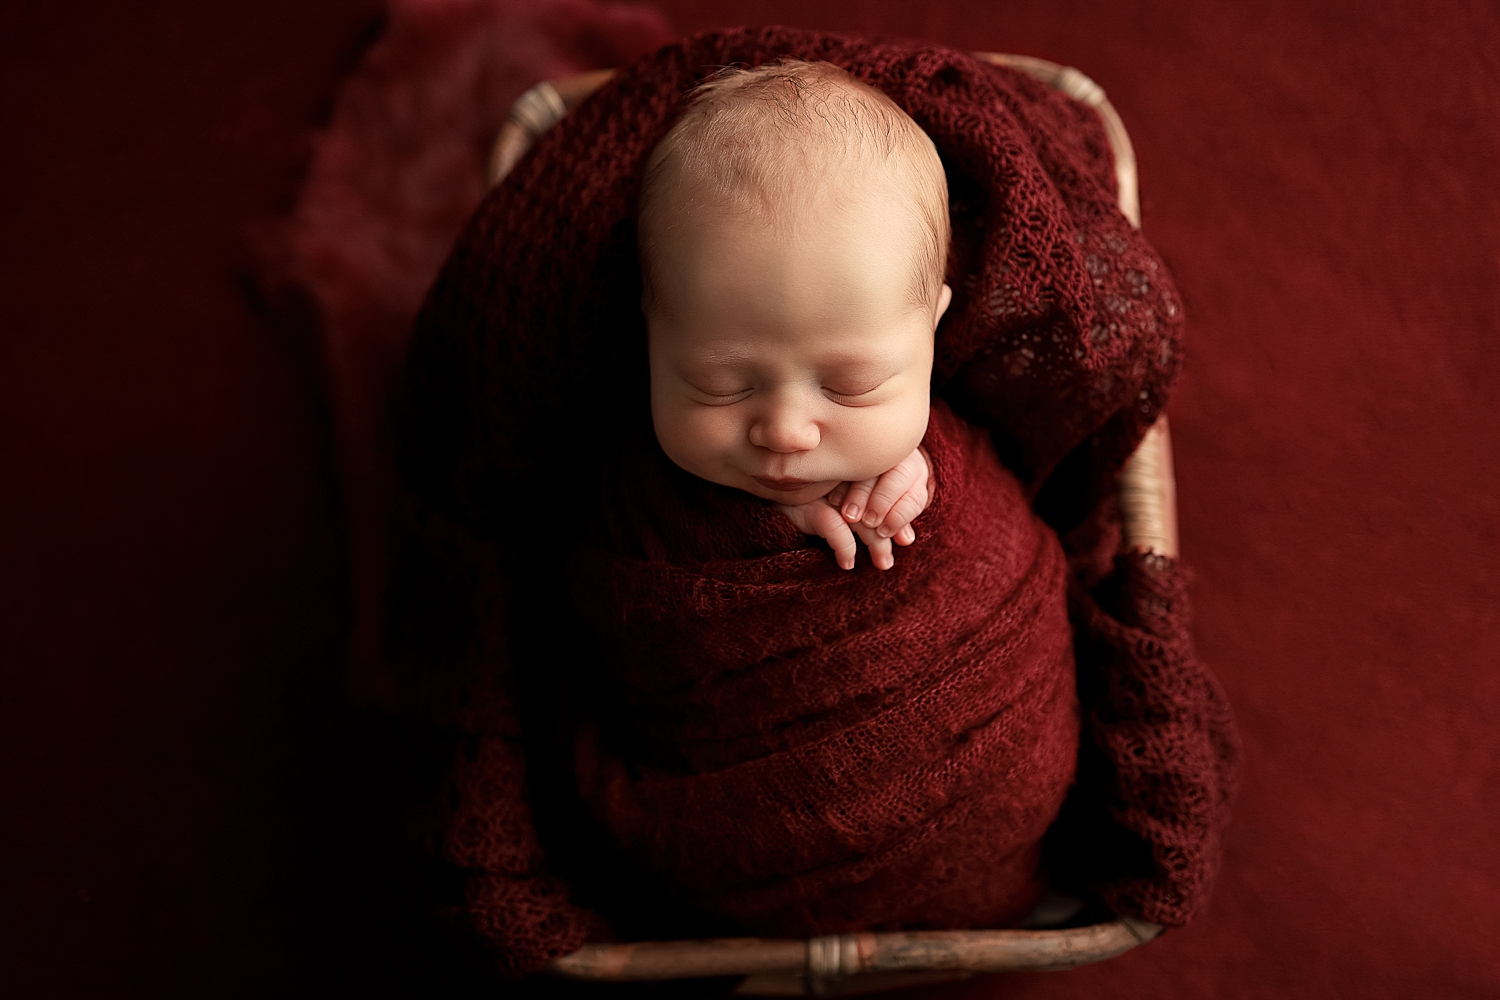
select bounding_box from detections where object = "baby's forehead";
[645,164,939,319]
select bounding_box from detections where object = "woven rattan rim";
[483,53,1177,995]
[551,917,1163,994]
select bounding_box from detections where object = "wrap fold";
[569,402,1078,935]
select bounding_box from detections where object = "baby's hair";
[638,60,950,313]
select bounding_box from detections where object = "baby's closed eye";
[689,383,753,404]
[820,374,894,403]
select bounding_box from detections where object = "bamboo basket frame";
[484,52,1179,996]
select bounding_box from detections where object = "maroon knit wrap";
[396,26,1238,977]
[570,402,1078,935]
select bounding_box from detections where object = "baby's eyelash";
[822,383,883,404]
[698,387,752,404]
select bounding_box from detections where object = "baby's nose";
[748,405,820,453]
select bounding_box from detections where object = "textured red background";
[2,1,1496,997]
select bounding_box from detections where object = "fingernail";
[863,514,879,527]
[843,503,860,520]
[877,525,893,538]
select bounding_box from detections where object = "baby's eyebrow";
[679,349,757,369]
[813,352,902,376]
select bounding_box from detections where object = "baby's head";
[638,61,952,505]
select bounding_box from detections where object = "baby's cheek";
[687,405,738,449]
[845,399,929,479]
[655,402,739,475]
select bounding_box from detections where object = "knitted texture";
[569,401,1078,934]
[1055,550,1240,926]
[397,26,1238,975]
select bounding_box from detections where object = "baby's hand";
[829,447,933,568]
[776,447,933,571]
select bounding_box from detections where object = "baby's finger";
[878,486,929,539]
[840,477,879,523]
[862,462,921,530]
[827,482,849,510]
[808,502,860,570]
[853,522,896,571]
[829,520,860,570]
[893,524,917,546]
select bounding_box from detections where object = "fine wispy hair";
[638,60,950,311]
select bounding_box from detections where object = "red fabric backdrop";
[1,1,1496,997]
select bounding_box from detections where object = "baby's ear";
[934,283,954,325]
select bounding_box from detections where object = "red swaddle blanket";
[396,26,1238,975]
[569,401,1077,935]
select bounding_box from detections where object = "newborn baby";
[638,60,951,570]
[559,59,1079,937]
[400,30,1226,971]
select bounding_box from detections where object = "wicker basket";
[486,52,1179,997]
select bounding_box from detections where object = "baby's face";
[646,182,951,507]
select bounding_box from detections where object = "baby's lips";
[753,475,814,493]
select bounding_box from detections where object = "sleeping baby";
[637,60,949,571]
[563,59,1079,937]
[403,30,1222,975]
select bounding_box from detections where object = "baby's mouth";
[753,476,813,493]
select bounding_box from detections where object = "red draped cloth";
[569,401,1078,935]
[393,26,1239,975]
